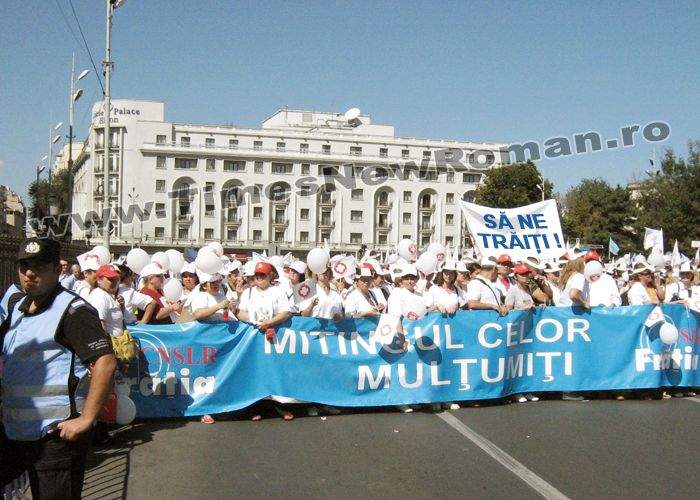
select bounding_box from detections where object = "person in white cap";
[139,263,180,324]
[386,264,428,320]
[76,254,101,299]
[286,260,314,314]
[467,258,507,315]
[116,264,156,325]
[364,259,392,306]
[627,262,665,305]
[543,261,562,305]
[191,271,235,322]
[223,260,243,302]
[425,260,467,314]
[303,267,344,321]
[344,264,383,317]
[664,262,694,303]
[179,262,200,310]
[455,261,471,293]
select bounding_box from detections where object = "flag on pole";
[671,240,682,268]
[608,237,620,256]
[643,227,664,253]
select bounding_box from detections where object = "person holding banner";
[303,267,344,321]
[494,254,515,298]
[557,258,589,308]
[191,272,235,322]
[504,264,537,311]
[466,258,507,315]
[664,262,694,303]
[627,263,664,305]
[344,265,383,317]
[543,262,562,305]
[425,260,467,314]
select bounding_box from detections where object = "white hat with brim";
[456,261,468,273]
[394,264,418,279]
[243,261,256,277]
[77,252,101,272]
[197,271,224,284]
[140,263,167,278]
[181,262,197,275]
[479,257,496,268]
[289,261,307,275]
[631,262,655,275]
[225,260,243,274]
[543,262,562,273]
[440,260,458,272]
[524,256,545,270]
[680,262,693,274]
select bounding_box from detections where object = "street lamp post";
[103,0,114,252]
[48,121,62,183]
[127,187,139,248]
[68,53,90,179]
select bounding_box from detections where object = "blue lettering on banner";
[125,305,699,417]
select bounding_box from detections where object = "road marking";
[686,397,700,404]
[437,412,569,500]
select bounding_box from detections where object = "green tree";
[474,161,554,207]
[561,178,637,252]
[636,141,700,251]
[27,168,73,239]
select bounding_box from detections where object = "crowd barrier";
[1,472,28,500]
[125,304,700,417]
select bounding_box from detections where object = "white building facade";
[71,99,508,253]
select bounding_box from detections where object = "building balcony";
[225,216,242,225]
[271,219,289,228]
[318,198,336,207]
[176,213,193,223]
[319,220,335,229]
[419,203,436,212]
[377,201,393,209]
[419,224,435,233]
[376,222,392,231]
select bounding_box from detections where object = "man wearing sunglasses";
[1,238,116,499]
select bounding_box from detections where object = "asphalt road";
[82,397,700,500]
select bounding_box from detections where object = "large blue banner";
[125,305,700,417]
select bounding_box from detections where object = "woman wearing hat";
[138,263,180,324]
[302,266,344,321]
[504,264,537,312]
[557,258,589,308]
[116,264,156,325]
[87,265,126,338]
[543,261,563,305]
[344,264,384,317]
[664,262,694,304]
[627,262,665,305]
[425,260,467,314]
[191,271,235,322]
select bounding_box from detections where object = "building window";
[378,234,388,244]
[403,212,411,224]
[155,180,166,192]
[178,227,190,239]
[350,210,363,222]
[155,227,165,238]
[180,137,190,147]
[204,228,214,239]
[350,146,362,156]
[463,173,481,183]
[321,165,337,176]
[446,171,454,183]
[206,158,216,171]
[229,139,238,149]
[300,208,309,220]
[320,210,332,226]
[403,191,412,202]
[350,233,362,244]
[253,207,262,218]
[226,227,238,241]
[379,147,388,158]
[155,203,166,218]
[299,231,309,243]
[301,163,310,174]
[274,231,285,243]
[300,143,309,154]
[253,230,262,241]
[299,185,311,197]
[321,231,331,241]
[445,150,454,160]
[401,149,409,159]
[253,161,263,173]
[156,135,167,144]
[445,236,454,246]
[418,169,437,181]
[156,156,166,169]
[205,204,215,217]
[351,188,363,200]
[253,140,262,151]
[423,150,431,160]
[174,158,197,170]
[446,193,454,204]
[271,162,293,174]
[205,138,215,148]
[446,214,454,225]
[276,141,286,152]
[224,160,245,172]
[322,144,331,155]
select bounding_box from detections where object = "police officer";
[1,237,117,499]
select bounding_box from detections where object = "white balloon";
[207,241,224,257]
[584,260,604,281]
[116,394,137,425]
[416,252,438,275]
[387,253,399,265]
[427,242,446,263]
[151,251,171,272]
[126,248,150,274]
[196,247,223,274]
[648,252,665,269]
[163,278,183,303]
[659,322,679,345]
[397,239,417,261]
[92,245,111,265]
[165,249,185,274]
[307,248,330,274]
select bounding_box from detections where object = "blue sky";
[1,0,698,203]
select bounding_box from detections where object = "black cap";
[17,238,61,264]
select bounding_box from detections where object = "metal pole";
[48,121,52,183]
[103,0,112,252]
[68,53,75,178]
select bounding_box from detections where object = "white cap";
[456,261,468,273]
[543,261,562,273]
[524,256,545,270]
[289,261,307,275]
[225,260,243,274]
[181,262,197,275]
[631,262,655,275]
[197,271,224,283]
[140,263,166,278]
[355,266,374,278]
[479,257,496,268]
[394,264,418,278]
[77,252,101,272]
[243,261,256,277]
[440,260,458,271]
[680,261,692,273]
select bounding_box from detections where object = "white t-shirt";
[238,285,291,324]
[118,284,155,325]
[664,282,690,303]
[627,282,654,305]
[73,279,88,295]
[466,277,502,306]
[86,287,124,337]
[494,276,514,299]
[371,286,389,307]
[190,291,231,321]
[425,285,467,310]
[546,280,561,305]
[505,285,534,309]
[312,285,344,320]
[343,289,380,316]
[558,273,588,307]
[387,287,428,320]
[589,273,622,307]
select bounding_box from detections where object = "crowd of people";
[54,240,700,421]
